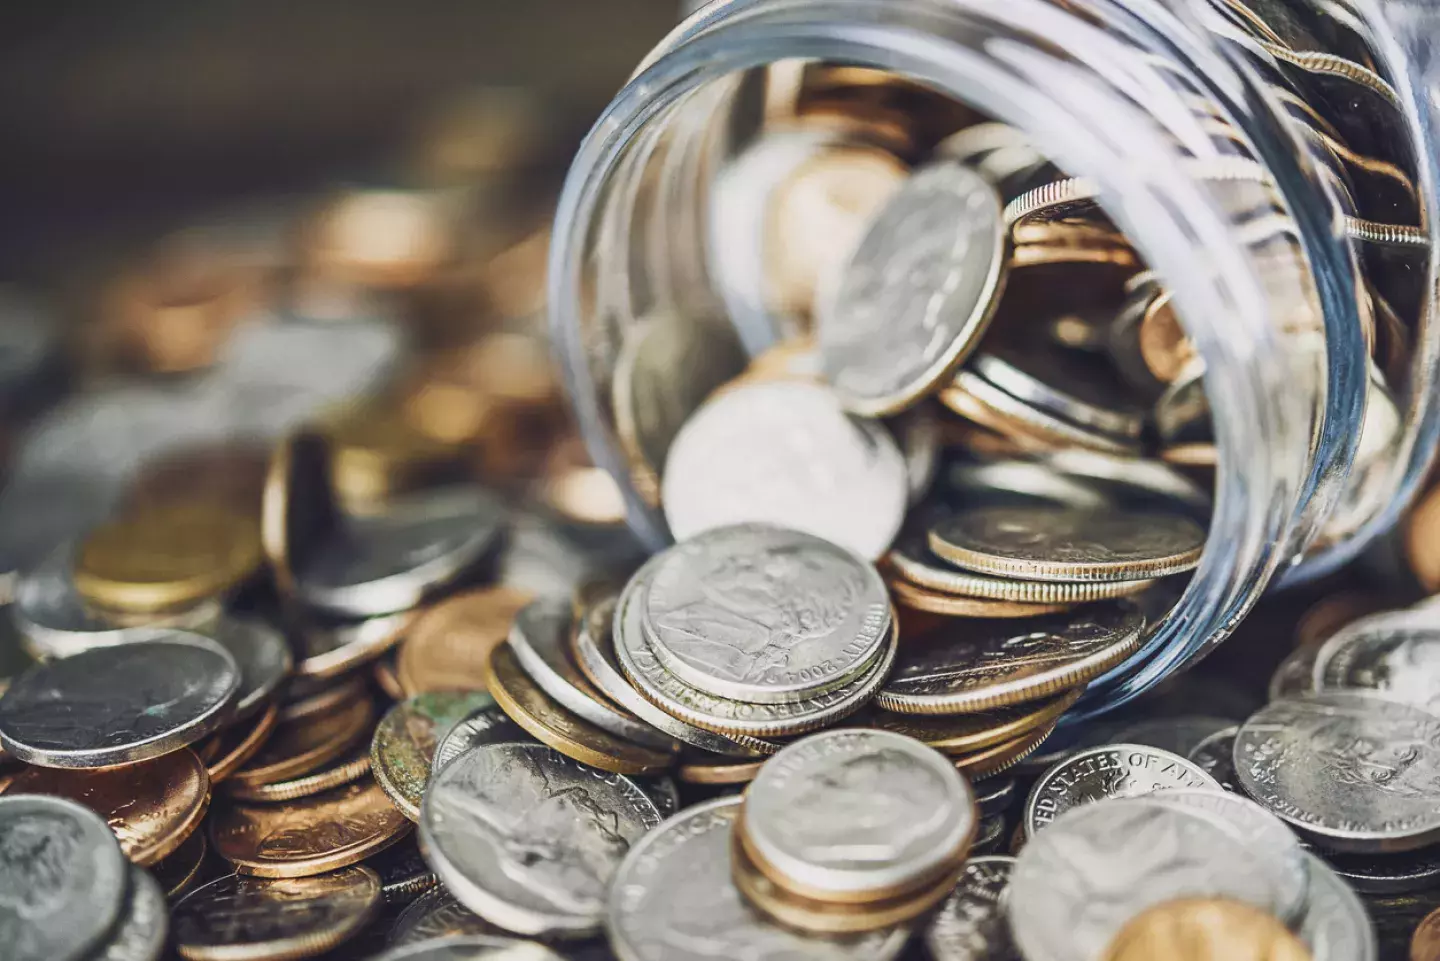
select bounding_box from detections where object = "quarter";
[1024,743,1221,837]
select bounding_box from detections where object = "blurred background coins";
[1101,897,1312,961]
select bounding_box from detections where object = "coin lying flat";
[398,586,533,695]
[954,721,1059,781]
[1324,844,1440,895]
[875,602,1145,715]
[0,632,240,767]
[229,694,373,788]
[205,702,280,783]
[172,866,381,961]
[929,505,1205,582]
[420,743,662,938]
[373,691,497,820]
[152,828,208,899]
[1236,693,1440,852]
[977,776,1017,817]
[0,794,129,961]
[606,796,909,961]
[924,856,1017,961]
[1024,743,1222,837]
[294,609,414,680]
[226,745,372,803]
[1102,897,1311,961]
[676,754,767,785]
[208,615,293,722]
[971,346,1146,442]
[367,836,438,905]
[1312,612,1440,715]
[94,865,167,961]
[871,688,1080,755]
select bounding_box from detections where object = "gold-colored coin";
[1137,289,1197,384]
[226,746,372,803]
[229,695,373,789]
[211,778,411,878]
[1413,907,1440,961]
[1406,484,1440,593]
[205,702,280,783]
[484,642,675,775]
[953,721,1058,780]
[871,688,1080,755]
[398,586,532,694]
[1102,897,1311,961]
[152,828,208,899]
[676,755,767,785]
[889,576,1071,618]
[72,503,262,614]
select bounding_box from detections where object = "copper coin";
[1407,486,1440,593]
[211,777,411,878]
[397,586,532,694]
[1103,897,1311,961]
[677,755,767,785]
[229,695,373,789]
[373,655,405,700]
[226,745,372,803]
[872,688,1080,755]
[954,722,1059,781]
[3,747,210,866]
[205,702,280,783]
[889,576,1071,619]
[1413,907,1440,961]
[1137,290,1197,384]
[152,826,208,899]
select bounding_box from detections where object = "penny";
[227,745,372,803]
[871,688,1080,755]
[925,855,1018,961]
[1137,290,1197,384]
[366,836,438,905]
[660,379,908,560]
[607,796,908,961]
[294,609,415,680]
[1024,743,1222,837]
[374,655,405,700]
[889,576,1072,618]
[431,703,529,776]
[205,702,280,783]
[642,524,891,703]
[212,778,411,877]
[172,866,381,961]
[676,754,767,785]
[419,741,662,937]
[1186,725,1240,791]
[73,503,262,614]
[874,602,1145,714]
[1313,611,1440,714]
[208,616,293,722]
[1297,851,1378,961]
[389,886,503,946]
[0,633,240,768]
[281,673,370,721]
[3,747,210,866]
[372,690,497,820]
[0,794,129,961]
[484,643,675,775]
[261,430,340,599]
[95,865,167,961]
[1413,907,1440,961]
[1102,897,1311,961]
[399,587,533,695]
[152,827,207,899]
[373,935,565,960]
[954,721,1059,780]
[1235,693,1440,852]
[229,695,373,789]
[929,505,1206,582]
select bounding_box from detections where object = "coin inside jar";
[1102,897,1311,961]
[871,687,1081,755]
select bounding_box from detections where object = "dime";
[1414,907,1440,961]
[211,778,410,877]
[419,742,662,936]
[372,691,498,819]
[606,796,908,961]
[929,505,1206,582]
[954,722,1058,780]
[94,866,167,961]
[227,745,372,803]
[1186,725,1240,792]
[366,836,438,905]
[0,794,129,961]
[817,160,1006,416]
[172,867,381,961]
[431,704,529,776]
[398,587,533,695]
[660,380,908,560]
[228,695,373,789]
[889,577,1070,618]
[294,609,414,680]
[3,747,210,866]
[874,602,1145,714]
[372,935,564,960]
[1024,743,1222,837]
[1313,612,1440,714]
[208,616,293,722]
[1101,897,1311,961]
[1235,693,1440,852]
[924,856,1017,961]
[642,525,890,703]
[1324,844,1440,895]
[389,886,503,946]
[0,633,240,767]
[871,688,1080,755]
[152,827,207,899]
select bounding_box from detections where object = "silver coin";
[818,160,1006,416]
[1297,851,1378,961]
[1269,642,1321,702]
[971,347,1145,442]
[1185,725,1239,791]
[419,742,662,937]
[94,866,167,961]
[971,814,1008,855]
[296,610,412,679]
[0,632,240,767]
[893,402,940,506]
[1321,843,1440,895]
[430,705,530,777]
[924,856,1018,961]
[206,616,292,722]
[1113,715,1238,758]
[977,776,1017,818]
[1023,743,1221,837]
[1313,611,1440,714]
[946,370,1139,456]
[1235,693,1440,852]
[367,837,439,905]
[390,886,504,947]
[641,525,890,704]
[660,380,908,560]
[606,796,908,961]
[295,486,506,617]
[742,729,975,896]
[0,794,129,961]
[1008,798,1292,961]
[372,935,564,961]
[508,597,677,750]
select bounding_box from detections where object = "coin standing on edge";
[1024,743,1222,837]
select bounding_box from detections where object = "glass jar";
[547,0,1440,718]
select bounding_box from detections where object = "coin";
[676,754,767,785]
[1313,611,1440,714]
[1269,644,1322,702]
[367,836,438,905]
[977,776,1017,817]
[228,695,373,788]
[212,778,410,877]
[261,430,340,599]
[419,741,662,937]
[172,867,381,961]
[3,747,210,866]
[1413,907,1440,961]
[280,673,370,721]
[0,794,129,961]
[1324,844,1440,895]
[294,609,414,680]
[374,655,405,700]
[888,576,1072,617]
[1235,693,1440,852]
[152,827,207,899]
[389,886,503,946]
[1102,897,1311,961]
[871,689,1081,755]
[924,855,1017,961]
[93,864,167,961]
[661,380,908,560]
[204,702,280,783]
[0,633,240,767]
[1186,725,1239,791]
[1297,851,1379,961]
[939,370,1138,455]
[954,721,1059,780]
[818,161,1006,416]
[323,399,468,509]
[875,602,1145,714]
[971,347,1145,442]
[430,703,528,776]
[642,524,891,703]
[929,505,1206,582]
[208,616,293,722]
[606,796,909,961]
[1024,743,1222,837]
[1294,592,1386,650]
[399,587,533,695]
[373,935,564,960]
[227,745,372,803]
[372,690,497,819]
[1405,486,1440,592]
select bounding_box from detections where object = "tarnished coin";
[1009,798,1293,961]
[888,578,1070,618]
[431,704,528,776]
[1187,725,1239,791]
[208,615,293,722]
[1024,743,1222,837]
[229,694,373,789]
[1235,693,1440,852]
[1313,612,1440,714]
[3,747,210,866]
[642,525,890,703]
[172,866,381,961]
[1102,897,1312,961]
[817,160,1006,416]
[1413,907,1440,961]
[606,796,909,961]
[389,886,503,946]
[373,691,497,820]
[924,856,1018,961]
[1324,845,1440,895]
[660,379,908,560]
[211,778,411,877]
[743,729,975,899]
[399,587,533,695]
[95,866,167,961]
[152,827,207,899]
[875,602,1145,714]
[225,744,371,803]
[419,742,662,937]
[0,632,240,767]
[871,688,1080,755]
[0,794,129,961]
[929,505,1206,582]
[373,935,564,961]
[205,702,280,783]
